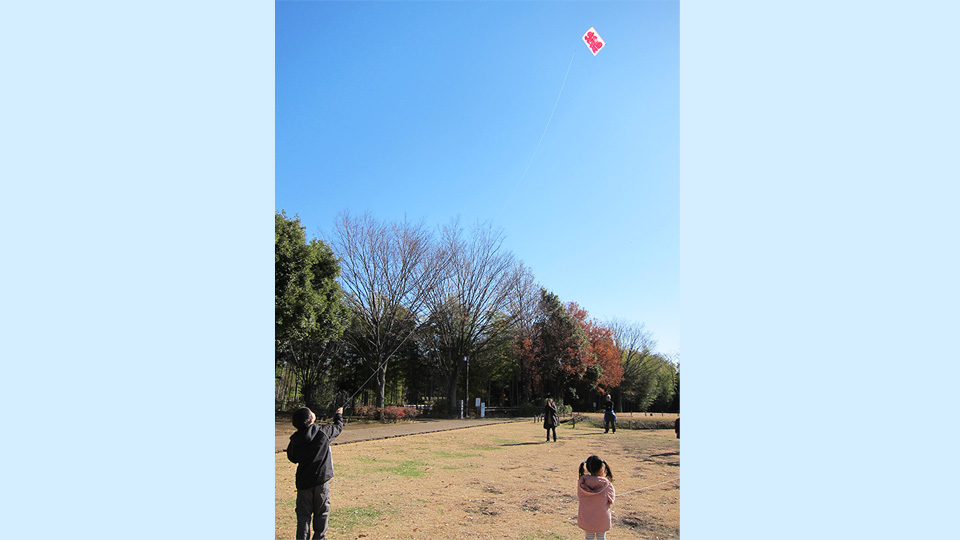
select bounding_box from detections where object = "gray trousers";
[295,480,330,540]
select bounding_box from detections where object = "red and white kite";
[582,27,605,55]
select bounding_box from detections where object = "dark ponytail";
[581,455,612,480]
[601,460,614,482]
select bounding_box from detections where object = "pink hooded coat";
[577,474,616,532]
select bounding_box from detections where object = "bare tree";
[506,262,539,403]
[421,219,525,415]
[331,212,445,412]
[609,318,658,410]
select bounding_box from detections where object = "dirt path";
[276,417,527,453]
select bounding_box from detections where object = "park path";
[276,417,528,453]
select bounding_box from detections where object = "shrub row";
[588,417,676,430]
[351,405,423,422]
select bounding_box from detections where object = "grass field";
[276,415,679,539]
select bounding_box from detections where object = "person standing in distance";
[544,398,559,442]
[602,394,616,434]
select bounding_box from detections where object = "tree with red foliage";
[567,302,624,397]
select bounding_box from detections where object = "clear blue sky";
[276,0,679,356]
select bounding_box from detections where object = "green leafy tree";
[276,211,346,354]
[531,289,591,401]
[621,352,675,411]
[669,363,680,412]
[649,357,679,412]
[275,211,348,408]
[469,322,518,407]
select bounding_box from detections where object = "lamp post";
[464,356,469,417]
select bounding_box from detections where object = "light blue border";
[2,2,273,538]
[682,1,959,538]
[4,1,960,538]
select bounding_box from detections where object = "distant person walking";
[675,417,679,438]
[578,455,616,540]
[543,398,559,442]
[602,394,616,433]
[286,406,343,540]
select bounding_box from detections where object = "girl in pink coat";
[577,455,616,540]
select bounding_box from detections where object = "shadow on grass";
[500,441,544,446]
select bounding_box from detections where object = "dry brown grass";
[276,417,679,540]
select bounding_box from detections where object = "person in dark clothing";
[675,417,679,438]
[543,398,559,442]
[286,406,343,540]
[602,394,616,433]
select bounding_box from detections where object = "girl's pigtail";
[602,460,614,482]
[579,461,586,476]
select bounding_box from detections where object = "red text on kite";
[583,31,604,54]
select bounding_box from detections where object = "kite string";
[618,477,680,496]
[343,359,387,406]
[285,340,387,413]
[495,50,577,223]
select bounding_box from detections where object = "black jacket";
[603,400,615,415]
[286,412,343,489]
[543,403,559,428]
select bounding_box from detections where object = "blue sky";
[276,0,680,356]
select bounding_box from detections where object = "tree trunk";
[376,359,387,421]
[446,362,462,416]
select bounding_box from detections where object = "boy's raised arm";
[325,407,344,439]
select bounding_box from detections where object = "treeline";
[276,211,679,417]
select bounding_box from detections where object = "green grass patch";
[470,444,502,451]
[346,457,428,477]
[384,460,427,477]
[519,532,564,540]
[328,505,382,534]
[435,450,480,458]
